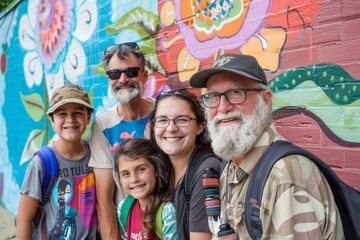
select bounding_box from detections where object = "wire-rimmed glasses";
[200,88,264,108]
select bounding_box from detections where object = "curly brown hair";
[114,138,175,239]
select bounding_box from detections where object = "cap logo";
[211,55,234,68]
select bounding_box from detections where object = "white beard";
[111,81,141,104]
[207,95,270,160]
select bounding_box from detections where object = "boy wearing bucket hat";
[17,85,98,239]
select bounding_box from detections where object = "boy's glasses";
[103,42,139,55]
[200,88,264,108]
[106,67,141,80]
[152,116,197,128]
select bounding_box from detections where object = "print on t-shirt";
[49,172,97,239]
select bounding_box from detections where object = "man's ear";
[263,89,272,112]
[142,70,148,84]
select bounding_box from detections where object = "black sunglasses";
[103,42,139,55]
[106,67,141,80]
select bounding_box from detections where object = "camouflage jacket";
[216,123,344,240]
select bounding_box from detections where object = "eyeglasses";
[152,116,197,128]
[103,42,139,55]
[106,67,141,80]
[200,88,264,108]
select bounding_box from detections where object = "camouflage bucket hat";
[47,85,93,115]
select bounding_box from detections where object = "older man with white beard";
[189,53,344,240]
[89,42,154,240]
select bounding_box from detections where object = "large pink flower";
[37,0,73,70]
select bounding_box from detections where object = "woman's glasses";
[152,116,197,128]
[103,42,139,55]
[106,67,141,80]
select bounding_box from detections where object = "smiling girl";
[114,138,177,240]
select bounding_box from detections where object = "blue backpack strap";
[34,146,59,206]
[120,195,136,229]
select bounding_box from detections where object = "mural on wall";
[18,0,98,165]
[0,0,359,213]
[1,0,98,212]
[155,0,360,146]
[0,3,18,210]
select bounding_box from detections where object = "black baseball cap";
[189,53,267,88]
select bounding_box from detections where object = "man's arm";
[94,168,120,240]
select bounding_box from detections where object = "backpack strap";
[245,140,295,239]
[33,146,59,240]
[248,140,360,240]
[184,148,219,203]
[120,195,136,229]
[155,202,166,240]
[245,140,360,240]
[219,159,228,177]
[34,146,59,206]
[120,195,166,239]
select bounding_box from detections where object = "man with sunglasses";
[189,53,344,239]
[89,42,154,239]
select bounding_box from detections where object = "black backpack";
[175,148,219,240]
[239,140,360,240]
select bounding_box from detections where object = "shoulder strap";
[245,140,360,240]
[120,195,136,229]
[34,146,59,206]
[155,202,166,240]
[245,140,301,239]
[184,149,218,203]
[219,159,228,177]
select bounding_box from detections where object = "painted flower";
[175,0,271,59]
[19,0,97,97]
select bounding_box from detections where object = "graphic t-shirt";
[127,200,159,240]
[89,104,152,204]
[20,142,98,239]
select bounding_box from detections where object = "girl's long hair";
[114,138,175,238]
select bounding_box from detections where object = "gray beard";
[207,95,270,160]
[111,88,140,104]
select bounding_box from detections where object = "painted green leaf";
[20,92,46,122]
[19,129,46,166]
[82,88,94,139]
[92,62,106,76]
[270,64,360,142]
[105,7,159,42]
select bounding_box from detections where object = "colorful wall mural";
[0,0,359,214]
